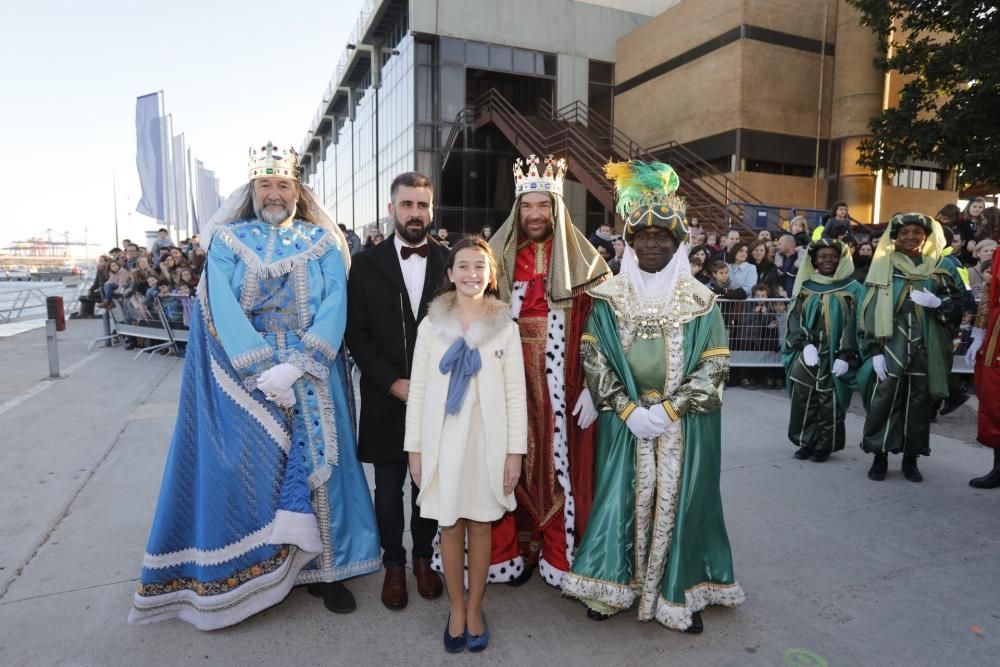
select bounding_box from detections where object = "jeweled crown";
[248,141,300,181]
[513,154,566,197]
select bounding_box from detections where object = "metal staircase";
[449,88,766,233]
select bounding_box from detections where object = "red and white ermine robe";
[429,239,596,586]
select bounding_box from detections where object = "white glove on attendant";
[257,362,304,397]
[832,359,850,377]
[965,327,986,367]
[872,354,888,381]
[572,388,598,429]
[269,387,297,409]
[909,288,942,309]
[625,406,668,440]
[802,344,820,367]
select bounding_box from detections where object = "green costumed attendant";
[782,239,865,461]
[859,213,963,482]
[561,162,745,633]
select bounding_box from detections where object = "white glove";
[572,388,598,429]
[832,359,850,377]
[965,327,986,367]
[257,362,305,397]
[625,406,668,440]
[802,344,820,367]
[268,387,297,409]
[872,354,888,381]
[909,288,942,309]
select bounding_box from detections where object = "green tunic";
[782,279,865,454]
[859,258,963,456]
[561,274,745,631]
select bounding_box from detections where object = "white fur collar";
[427,292,511,348]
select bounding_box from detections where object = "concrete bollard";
[46,319,60,378]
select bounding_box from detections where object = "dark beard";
[394,215,429,245]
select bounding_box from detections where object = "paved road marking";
[0,350,103,417]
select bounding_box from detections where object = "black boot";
[587,607,612,621]
[506,563,534,587]
[684,611,704,634]
[901,455,923,483]
[969,449,1000,489]
[868,453,888,481]
[794,448,812,460]
[307,581,357,614]
[811,451,830,463]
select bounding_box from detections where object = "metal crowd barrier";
[717,297,972,374]
[88,293,191,359]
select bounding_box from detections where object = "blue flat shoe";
[443,614,465,653]
[466,613,490,652]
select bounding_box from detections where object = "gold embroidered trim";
[662,399,679,422]
[618,401,638,421]
[700,347,730,359]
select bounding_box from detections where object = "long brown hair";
[435,236,499,298]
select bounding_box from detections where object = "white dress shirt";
[394,235,427,317]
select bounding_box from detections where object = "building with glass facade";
[299,0,676,239]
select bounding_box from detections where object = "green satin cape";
[568,299,738,609]
[782,278,867,407]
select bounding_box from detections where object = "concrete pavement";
[0,318,997,666]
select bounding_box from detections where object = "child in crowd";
[405,237,526,654]
[743,284,783,388]
[789,216,810,248]
[707,260,749,387]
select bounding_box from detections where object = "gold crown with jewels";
[513,154,566,197]
[248,141,300,180]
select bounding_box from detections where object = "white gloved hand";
[965,327,986,367]
[872,354,888,381]
[268,387,297,409]
[625,406,668,440]
[832,359,850,377]
[802,344,820,367]
[909,288,942,309]
[257,362,305,397]
[572,388,599,429]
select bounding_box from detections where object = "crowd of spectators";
[86,228,204,315]
[90,199,994,375]
[579,198,996,391]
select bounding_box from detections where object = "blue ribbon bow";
[439,338,482,415]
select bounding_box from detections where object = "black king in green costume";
[859,213,963,482]
[782,239,865,460]
[561,161,744,632]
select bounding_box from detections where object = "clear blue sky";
[2,0,364,255]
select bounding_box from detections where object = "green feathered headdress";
[605,160,688,244]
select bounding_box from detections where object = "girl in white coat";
[405,237,526,653]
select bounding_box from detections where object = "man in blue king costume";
[562,161,745,633]
[128,142,380,630]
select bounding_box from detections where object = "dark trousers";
[372,462,437,567]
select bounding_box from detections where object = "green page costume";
[859,215,963,456]
[561,274,745,630]
[782,240,865,455]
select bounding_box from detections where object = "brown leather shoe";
[413,557,443,599]
[381,565,408,610]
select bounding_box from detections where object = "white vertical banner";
[187,147,198,236]
[134,92,165,220]
[172,133,189,239]
[194,159,221,224]
[162,113,175,240]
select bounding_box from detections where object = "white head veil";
[201,182,351,270]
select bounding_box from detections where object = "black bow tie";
[400,244,429,259]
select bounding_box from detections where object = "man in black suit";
[346,172,446,610]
